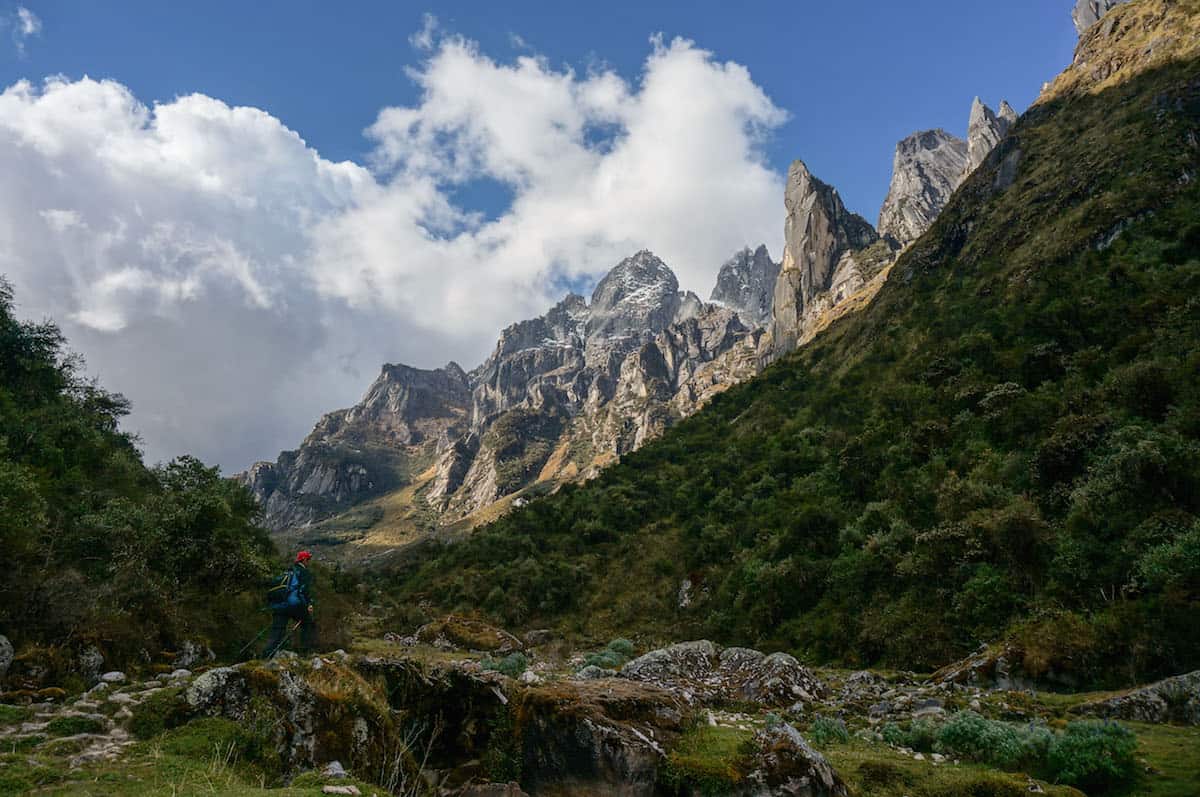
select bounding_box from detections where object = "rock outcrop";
[710,244,780,327]
[1072,0,1133,36]
[1078,670,1200,726]
[0,635,12,680]
[620,641,825,706]
[878,129,969,246]
[740,723,848,797]
[765,160,886,358]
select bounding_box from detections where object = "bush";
[934,712,1056,771]
[882,718,939,752]
[45,716,104,737]
[607,638,636,659]
[128,686,189,739]
[1046,721,1138,791]
[481,652,529,679]
[807,716,850,746]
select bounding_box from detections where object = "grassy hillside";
[385,1,1200,686]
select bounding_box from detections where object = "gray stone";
[323,760,348,779]
[78,646,105,685]
[0,635,12,679]
[878,130,968,247]
[575,665,615,680]
[99,671,126,684]
[741,723,848,796]
[185,667,248,716]
[1072,0,1133,37]
[1079,670,1200,725]
[622,641,825,706]
[174,640,215,669]
[169,668,192,680]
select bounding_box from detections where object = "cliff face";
[710,245,780,327]
[1072,0,1133,35]
[764,160,885,359]
[242,250,770,535]
[239,362,471,530]
[878,129,970,246]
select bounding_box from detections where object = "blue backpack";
[266,568,304,609]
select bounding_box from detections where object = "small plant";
[607,638,636,659]
[1046,720,1138,791]
[45,715,105,737]
[807,716,850,746]
[583,638,637,670]
[481,652,529,679]
[881,718,939,752]
[935,711,1023,768]
[129,686,188,739]
[763,712,783,730]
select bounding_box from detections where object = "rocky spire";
[965,97,1015,176]
[877,129,969,247]
[709,244,780,327]
[767,160,878,354]
[1072,0,1132,36]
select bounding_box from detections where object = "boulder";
[740,723,848,797]
[1078,670,1200,725]
[100,671,126,684]
[575,665,615,680]
[174,640,215,669]
[78,645,104,685]
[621,641,825,706]
[0,635,12,679]
[417,616,523,653]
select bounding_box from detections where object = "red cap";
[296,550,312,563]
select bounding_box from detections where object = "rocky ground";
[4,618,1198,796]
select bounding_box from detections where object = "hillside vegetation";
[0,280,277,670]
[386,0,1200,686]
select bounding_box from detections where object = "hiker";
[264,550,316,657]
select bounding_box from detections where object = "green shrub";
[481,652,529,679]
[584,649,625,670]
[607,638,636,659]
[128,686,189,739]
[935,711,1023,768]
[808,716,850,746]
[0,705,28,725]
[882,718,939,752]
[45,715,104,737]
[1046,721,1138,791]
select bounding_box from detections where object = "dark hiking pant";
[263,605,315,657]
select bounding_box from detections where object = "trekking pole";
[266,621,303,661]
[236,624,273,660]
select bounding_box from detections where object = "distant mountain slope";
[241,249,779,559]
[387,0,1200,686]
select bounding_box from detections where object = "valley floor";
[3,626,1199,796]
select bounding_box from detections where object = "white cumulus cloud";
[0,32,787,473]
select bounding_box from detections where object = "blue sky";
[2,0,1077,220]
[0,1,1083,470]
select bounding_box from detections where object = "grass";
[660,723,755,794]
[1122,721,1200,797]
[45,716,105,737]
[823,738,1081,797]
[0,704,30,725]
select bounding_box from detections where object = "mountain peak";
[586,251,681,340]
[879,128,968,246]
[710,244,779,327]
